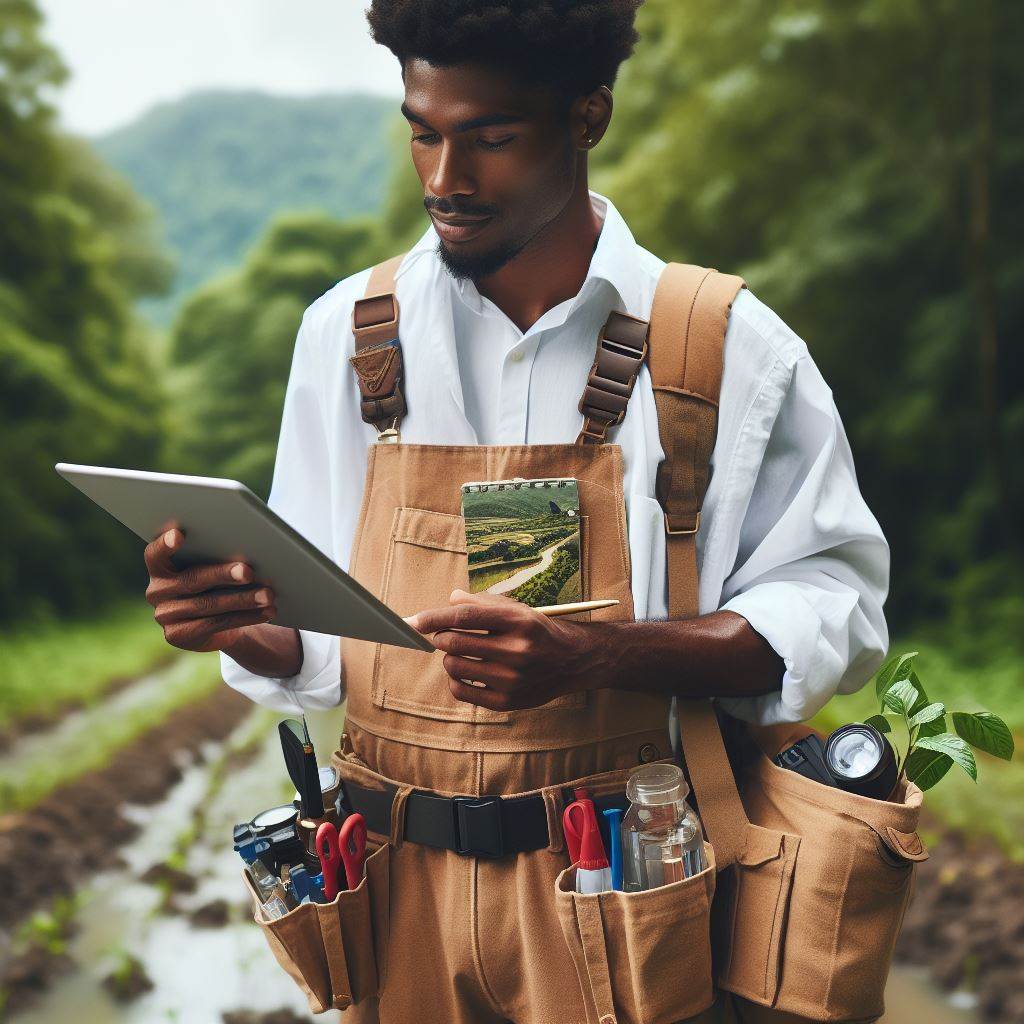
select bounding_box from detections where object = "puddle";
[11,706,346,1024]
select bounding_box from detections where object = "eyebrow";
[400,103,525,134]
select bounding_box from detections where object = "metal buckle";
[664,510,701,536]
[451,796,504,858]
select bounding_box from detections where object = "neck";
[473,165,602,333]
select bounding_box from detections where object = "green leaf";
[951,712,1015,761]
[882,678,920,716]
[914,733,978,782]
[904,746,953,791]
[874,651,919,701]
[864,714,891,734]
[909,702,945,728]
[917,713,948,739]
[906,670,931,715]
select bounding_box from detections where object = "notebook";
[461,477,582,607]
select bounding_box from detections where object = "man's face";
[401,59,579,280]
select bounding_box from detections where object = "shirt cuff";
[219,630,341,713]
[716,582,843,725]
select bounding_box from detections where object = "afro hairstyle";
[367,0,644,100]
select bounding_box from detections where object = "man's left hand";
[405,589,611,711]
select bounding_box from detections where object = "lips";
[430,213,493,244]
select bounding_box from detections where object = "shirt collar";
[395,190,647,318]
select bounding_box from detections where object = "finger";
[144,528,184,578]
[171,560,254,595]
[430,629,528,665]
[163,606,275,649]
[441,654,519,692]
[407,601,523,636]
[447,675,511,712]
[154,586,272,626]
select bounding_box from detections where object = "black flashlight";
[824,723,898,800]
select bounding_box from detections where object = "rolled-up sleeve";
[716,353,890,725]
[220,312,341,713]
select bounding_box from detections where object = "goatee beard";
[436,238,524,282]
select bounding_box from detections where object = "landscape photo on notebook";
[461,477,582,607]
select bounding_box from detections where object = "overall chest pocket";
[371,506,587,723]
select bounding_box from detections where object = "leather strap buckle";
[352,293,399,334]
[451,796,504,858]
[665,510,701,536]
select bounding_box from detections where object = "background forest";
[1,0,1022,1020]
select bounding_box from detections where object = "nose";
[427,139,476,203]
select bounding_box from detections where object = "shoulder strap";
[647,263,745,620]
[647,262,751,873]
[350,254,408,436]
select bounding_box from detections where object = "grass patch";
[812,637,1024,859]
[0,654,221,815]
[0,601,171,730]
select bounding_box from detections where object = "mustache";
[424,196,499,218]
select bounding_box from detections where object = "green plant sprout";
[866,652,1015,791]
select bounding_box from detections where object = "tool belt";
[342,779,629,859]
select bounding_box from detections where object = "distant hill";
[94,90,399,323]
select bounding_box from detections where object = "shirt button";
[508,350,524,363]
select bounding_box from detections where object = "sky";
[38,0,404,136]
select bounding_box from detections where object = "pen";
[534,599,619,617]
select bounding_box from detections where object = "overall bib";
[335,256,691,1023]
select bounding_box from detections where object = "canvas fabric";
[243,256,926,1023]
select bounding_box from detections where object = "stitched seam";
[470,752,506,1016]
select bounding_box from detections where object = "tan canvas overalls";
[246,257,930,1024]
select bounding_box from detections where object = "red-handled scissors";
[315,814,368,899]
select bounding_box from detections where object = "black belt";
[343,779,629,859]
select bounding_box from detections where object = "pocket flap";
[882,826,929,862]
[393,507,466,553]
[739,825,783,867]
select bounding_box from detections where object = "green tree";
[595,0,1024,646]
[1,0,174,619]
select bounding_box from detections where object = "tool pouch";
[241,837,390,1014]
[714,741,927,1022]
[554,842,716,1024]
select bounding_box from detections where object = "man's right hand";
[144,528,277,653]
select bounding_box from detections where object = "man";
[143,2,888,1021]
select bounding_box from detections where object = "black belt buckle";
[452,796,504,858]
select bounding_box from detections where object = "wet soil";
[896,831,1024,1023]
[0,684,251,931]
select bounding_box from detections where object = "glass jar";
[620,763,707,891]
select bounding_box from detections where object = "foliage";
[867,650,1013,791]
[0,0,174,621]
[167,212,379,495]
[0,601,172,729]
[594,0,1024,641]
[95,91,399,323]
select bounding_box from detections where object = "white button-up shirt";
[221,192,889,726]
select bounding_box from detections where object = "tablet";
[55,463,434,652]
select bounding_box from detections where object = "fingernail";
[164,529,179,548]
[230,563,246,581]
[451,589,467,598]
[255,588,271,606]
[403,615,418,629]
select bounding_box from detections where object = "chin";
[436,237,522,282]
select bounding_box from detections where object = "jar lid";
[626,763,688,805]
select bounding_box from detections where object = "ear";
[572,85,613,151]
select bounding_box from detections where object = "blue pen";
[603,808,624,891]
